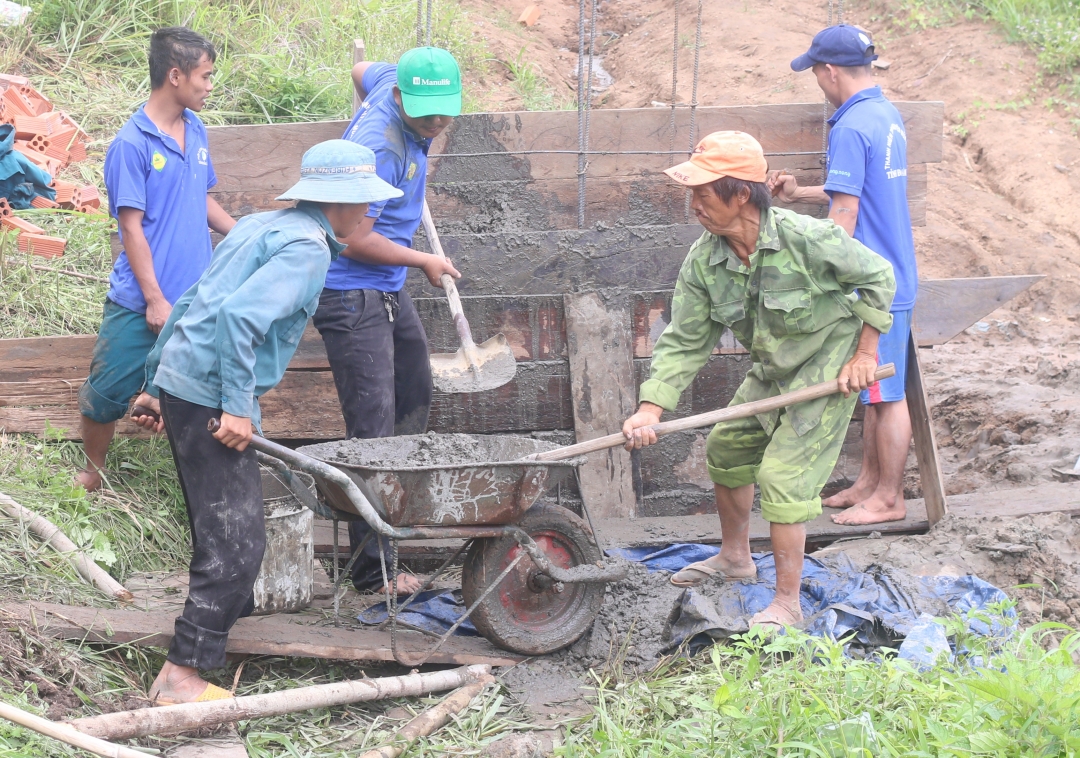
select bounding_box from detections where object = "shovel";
[421,200,517,394]
[527,364,896,461]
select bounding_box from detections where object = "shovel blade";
[430,333,517,394]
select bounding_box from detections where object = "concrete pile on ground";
[0,73,103,258]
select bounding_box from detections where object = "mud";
[300,432,563,468]
[818,512,1080,628]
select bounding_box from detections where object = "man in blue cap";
[130,140,401,705]
[315,47,463,596]
[770,24,916,527]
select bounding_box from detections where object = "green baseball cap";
[396,47,462,118]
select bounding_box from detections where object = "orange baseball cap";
[663,131,768,186]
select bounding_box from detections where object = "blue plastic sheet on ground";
[357,543,1012,652]
[603,544,1014,654]
[357,589,478,636]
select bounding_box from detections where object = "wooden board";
[913,275,1044,346]
[8,602,522,666]
[906,332,947,525]
[564,292,638,518]
[206,102,942,193]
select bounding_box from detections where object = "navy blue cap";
[791,24,878,71]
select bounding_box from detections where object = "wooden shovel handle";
[421,200,477,352]
[531,363,896,462]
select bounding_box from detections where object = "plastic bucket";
[252,468,315,615]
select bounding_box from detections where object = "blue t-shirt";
[104,106,216,314]
[824,86,917,312]
[326,63,430,293]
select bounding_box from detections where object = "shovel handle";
[530,363,896,462]
[422,200,478,354]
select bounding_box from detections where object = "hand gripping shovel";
[421,200,517,394]
[527,364,896,461]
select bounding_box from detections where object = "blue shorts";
[860,308,912,405]
[78,299,158,424]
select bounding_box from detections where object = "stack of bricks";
[0,214,66,258]
[1,73,101,214]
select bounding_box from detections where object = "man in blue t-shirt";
[315,47,462,595]
[770,24,916,526]
[76,27,235,491]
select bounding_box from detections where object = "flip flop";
[748,603,802,633]
[669,560,758,588]
[151,682,233,706]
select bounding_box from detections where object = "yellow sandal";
[152,682,234,706]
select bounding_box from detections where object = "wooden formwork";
[0,100,1042,528]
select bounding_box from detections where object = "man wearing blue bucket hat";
[129,140,401,705]
[770,24,917,528]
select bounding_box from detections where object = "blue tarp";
[358,544,1013,656]
[0,123,55,209]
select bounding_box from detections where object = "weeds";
[502,47,574,111]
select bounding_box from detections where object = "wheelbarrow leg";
[332,517,340,625]
[333,530,375,612]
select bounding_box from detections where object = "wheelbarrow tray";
[297,434,580,527]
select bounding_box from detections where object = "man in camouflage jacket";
[622,131,895,629]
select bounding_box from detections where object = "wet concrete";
[300,432,563,468]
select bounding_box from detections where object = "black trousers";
[312,288,432,590]
[160,391,264,670]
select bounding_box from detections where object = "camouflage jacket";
[639,207,896,437]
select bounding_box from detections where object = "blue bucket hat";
[791,24,878,71]
[277,140,403,204]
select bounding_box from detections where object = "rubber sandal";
[748,602,802,632]
[669,560,758,588]
[151,682,233,706]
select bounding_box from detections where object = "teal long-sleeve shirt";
[145,202,344,430]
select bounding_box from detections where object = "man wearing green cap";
[130,140,402,704]
[314,47,463,596]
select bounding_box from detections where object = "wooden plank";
[9,602,522,666]
[351,39,365,115]
[912,275,1043,346]
[206,102,942,193]
[906,331,947,525]
[564,293,638,518]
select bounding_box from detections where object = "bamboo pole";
[359,675,495,758]
[0,701,151,758]
[0,491,134,602]
[69,665,492,741]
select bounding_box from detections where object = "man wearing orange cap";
[621,131,896,629]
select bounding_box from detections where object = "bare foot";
[749,598,803,630]
[830,495,907,526]
[378,574,423,596]
[75,468,102,493]
[822,480,875,509]
[148,661,214,705]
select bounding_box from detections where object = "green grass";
[558,622,1080,757]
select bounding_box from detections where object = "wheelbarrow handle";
[206,419,403,539]
[530,363,896,462]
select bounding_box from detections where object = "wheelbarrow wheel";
[461,504,605,656]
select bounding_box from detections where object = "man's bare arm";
[206,196,236,236]
[827,191,860,237]
[339,215,461,287]
[351,61,375,102]
[766,171,831,205]
[117,207,171,334]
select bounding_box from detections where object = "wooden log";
[358,676,495,758]
[565,292,638,518]
[0,491,133,601]
[68,665,491,741]
[906,332,947,525]
[0,702,148,758]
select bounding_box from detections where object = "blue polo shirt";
[104,106,216,314]
[327,63,430,292]
[824,86,917,312]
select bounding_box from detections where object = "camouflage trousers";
[706,379,858,525]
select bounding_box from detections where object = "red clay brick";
[16,233,66,258]
[1,215,45,235]
[517,4,541,26]
[30,195,60,209]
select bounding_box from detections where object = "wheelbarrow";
[213,424,629,664]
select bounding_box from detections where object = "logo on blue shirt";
[198,147,208,166]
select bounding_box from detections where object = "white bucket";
[252,468,315,615]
